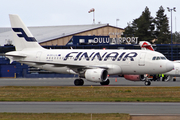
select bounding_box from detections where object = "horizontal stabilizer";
[5,52,27,58]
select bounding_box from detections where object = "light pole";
[167,7,176,60]
[116,19,119,27]
[116,19,119,40]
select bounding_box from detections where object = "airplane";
[124,41,178,83]
[4,14,174,86]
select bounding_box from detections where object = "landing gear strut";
[144,74,151,86]
[74,79,84,86]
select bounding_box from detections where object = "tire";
[144,81,151,86]
[100,79,110,85]
[74,79,84,86]
[79,79,84,85]
[173,78,176,82]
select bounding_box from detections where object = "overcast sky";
[1,0,180,32]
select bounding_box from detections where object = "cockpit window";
[156,57,160,60]
[161,57,166,60]
[152,56,167,60]
[152,57,156,60]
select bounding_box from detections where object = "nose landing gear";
[144,81,151,86]
[144,74,151,86]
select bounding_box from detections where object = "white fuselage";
[7,48,173,75]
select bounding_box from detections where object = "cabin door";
[36,51,42,61]
[138,52,146,66]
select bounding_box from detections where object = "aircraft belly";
[164,70,175,76]
[42,65,70,74]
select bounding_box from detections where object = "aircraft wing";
[2,53,109,70]
[22,60,109,70]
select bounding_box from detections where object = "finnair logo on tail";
[12,28,37,42]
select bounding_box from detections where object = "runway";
[0,77,180,115]
[0,77,180,86]
[0,102,180,114]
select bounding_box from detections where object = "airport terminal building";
[0,24,180,78]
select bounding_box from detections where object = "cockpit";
[152,56,167,60]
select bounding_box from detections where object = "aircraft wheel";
[173,78,176,82]
[100,79,110,85]
[74,79,84,86]
[144,81,151,86]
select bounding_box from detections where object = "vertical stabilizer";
[9,14,43,51]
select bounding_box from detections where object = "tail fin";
[9,14,43,51]
[139,41,154,51]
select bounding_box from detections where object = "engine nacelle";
[84,69,108,82]
[124,75,146,81]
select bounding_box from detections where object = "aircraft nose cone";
[166,62,174,71]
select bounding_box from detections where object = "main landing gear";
[74,79,84,86]
[74,79,110,86]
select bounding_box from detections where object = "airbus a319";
[5,15,174,86]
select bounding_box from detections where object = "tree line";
[123,6,180,44]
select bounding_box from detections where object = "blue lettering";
[91,52,107,61]
[104,52,119,61]
[117,52,126,61]
[74,52,82,61]
[63,52,138,61]
[79,52,94,61]
[64,52,78,60]
[122,52,137,61]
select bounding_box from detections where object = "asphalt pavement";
[0,77,180,86]
[0,102,180,114]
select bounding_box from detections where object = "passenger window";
[152,57,156,60]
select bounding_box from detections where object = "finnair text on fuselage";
[46,52,138,61]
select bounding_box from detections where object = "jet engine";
[84,69,108,82]
[124,75,146,81]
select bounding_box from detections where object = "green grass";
[0,113,130,120]
[0,86,180,102]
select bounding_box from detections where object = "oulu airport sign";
[69,36,138,45]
